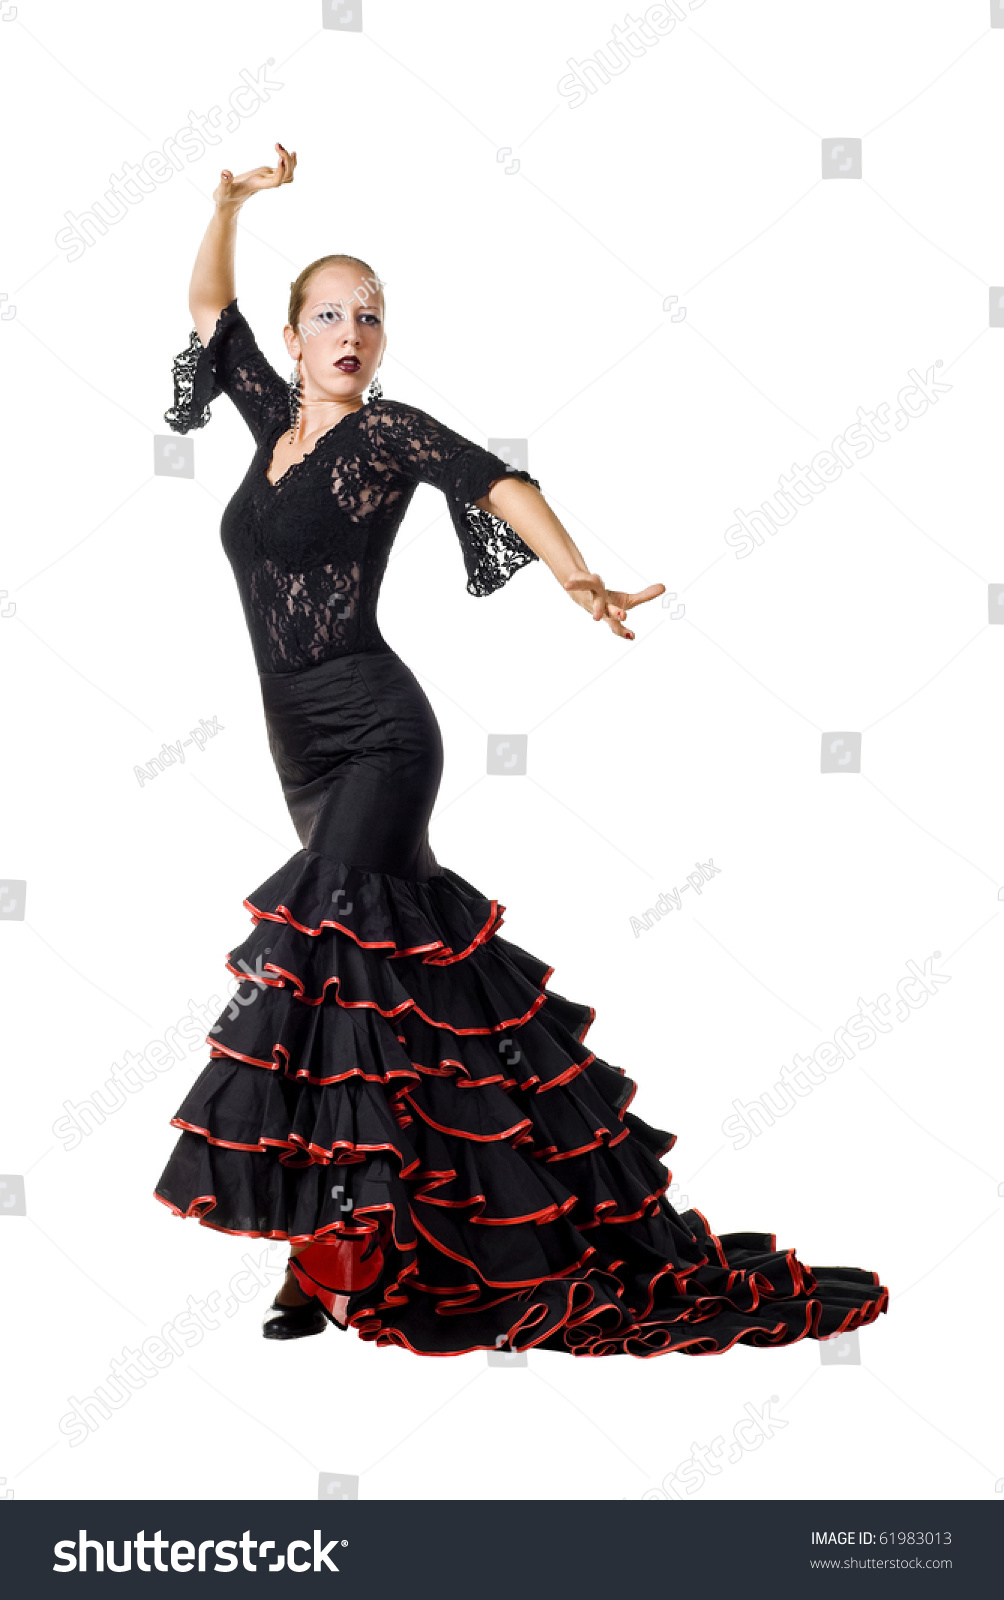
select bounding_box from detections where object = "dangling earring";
[365,371,383,403]
[287,360,302,441]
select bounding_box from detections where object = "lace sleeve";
[163,297,289,444]
[362,400,541,596]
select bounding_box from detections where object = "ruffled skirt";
[153,649,888,1355]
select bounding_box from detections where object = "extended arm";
[476,477,665,641]
[187,143,297,345]
[188,206,240,346]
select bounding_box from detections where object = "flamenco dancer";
[154,144,888,1354]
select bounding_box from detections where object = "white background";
[1,0,1001,1503]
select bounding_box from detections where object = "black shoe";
[262,1293,329,1340]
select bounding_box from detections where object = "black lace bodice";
[163,299,541,674]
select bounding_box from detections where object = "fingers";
[602,611,632,641]
[254,145,291,187]
[563,569,605,619]
[233,165,277,191]
[219,148,296,203]
[623,583,666,610]
[563,569,637,635]
[604,601,633,641]
[275,142,297,182]
[563,570,600,620]
[564,567,663,640]
[563,568,603,593]
[592,591,632,638]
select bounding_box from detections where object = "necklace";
[288,395,361,445]
[288,355,374,443]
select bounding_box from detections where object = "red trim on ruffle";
[153,1186,418,1252]
[398,1092,532,1144]
[535,1054,596,1092]
[176,1039,663,1172]
[167,1116,423,1176]
[560,1277,888,1359]
[690,1206,729,1269]
[227,953,555,1034]
[206,1034,599,1114]
[346,1297,563,1358]
[244,894,505,967]
[575,1008,596,1041]
[347,1262,890,1358]
[414,1190,579,1226]
[209,1038,425,1086]
[157,860,891,1357]
[422,904,507,965]
[165,1110,676,1230]
[575,1182,671,1229]
[409,1208,598,1288]
[153,1188,217,1221]
[156,1185,888,1358]
[618,1078,639,1115]
[247,900,438,952]
[538,1123,631,1163]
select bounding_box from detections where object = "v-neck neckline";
[262,405,367,490]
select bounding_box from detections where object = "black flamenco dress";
[154,299,889,1356]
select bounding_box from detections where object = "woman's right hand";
[213,142,296,208]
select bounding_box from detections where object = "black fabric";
[153,303,889,1357]
[163,299,541,673]
[260,650,443,882]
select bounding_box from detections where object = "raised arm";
[188,143,297,344]
[477,477,665,642]
[164,145,298,438]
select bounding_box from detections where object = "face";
[284,262,386,405]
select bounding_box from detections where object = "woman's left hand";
[563,569,666,641]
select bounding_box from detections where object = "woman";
[154,143,888,1355]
